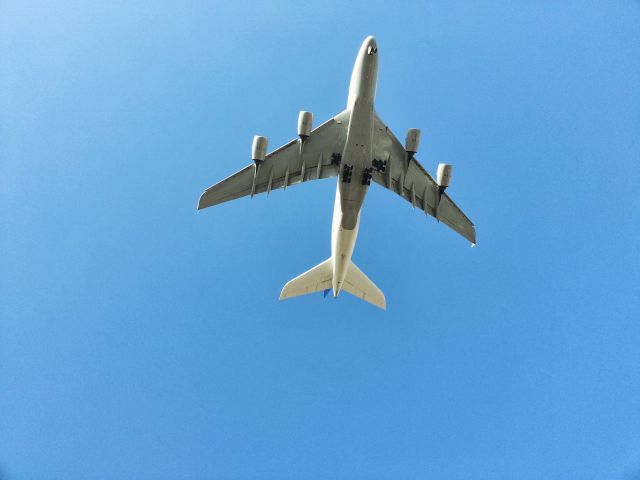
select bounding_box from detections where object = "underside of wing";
[372,113,476,244]
[198,110,350,210]
[435,193,477,244]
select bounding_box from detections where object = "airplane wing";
[198,110,351,209]
[371,113,476,244]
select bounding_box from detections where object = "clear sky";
[2,1,639,479]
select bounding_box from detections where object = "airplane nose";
[363,36,377,55]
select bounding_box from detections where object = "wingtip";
[379,294,387,311]
[469,226,477,246]
[196,193,206,211]
[278,283,291,301]
[197,190,214,211]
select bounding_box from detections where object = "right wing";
[372,113,477,244]
[198,110,350,210]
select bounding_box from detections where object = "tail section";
[342,261,386,310]
[279,258,333,300]
[279,258,386,310]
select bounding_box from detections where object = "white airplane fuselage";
[331,36,379,297]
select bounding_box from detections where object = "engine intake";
[405,128,421,160]
[252,136,268,164]
[298,111,313,140]
[437,163,453,192]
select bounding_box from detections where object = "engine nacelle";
[252,135,268,164]
[437,163,453,191]
[298,111,313,140]
[405,128,421,159]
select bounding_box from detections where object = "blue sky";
[2,1,639,478]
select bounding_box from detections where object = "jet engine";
[436,163,452,192]
[252,136,268,164]
[298,111,313,140]
[405,128,421,160]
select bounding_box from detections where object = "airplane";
[197,36,476,310]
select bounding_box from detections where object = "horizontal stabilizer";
[280,258,333,300]
[342,261,386,310]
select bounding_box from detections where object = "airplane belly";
[339,100,374,230]
[330,98,372,295]
[331,208,360,295]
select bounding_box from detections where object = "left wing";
[372,113,477,244]
[198,110,350,210]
